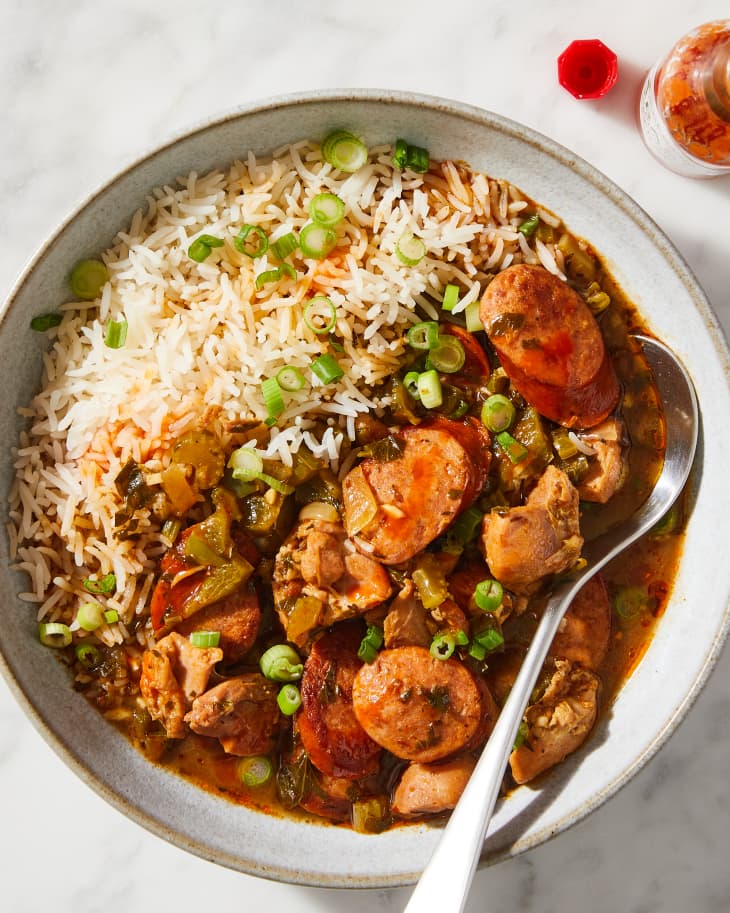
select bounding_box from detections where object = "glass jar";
[638,20,730,177]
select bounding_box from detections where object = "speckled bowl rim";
[1,88,729,888]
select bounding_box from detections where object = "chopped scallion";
[104,609,119,624]
[75,643,102,668]
[407,321,440,350]
[517,214,540,237]
[77,601,105,631]
[395,234,426,267]
[417,369,442,409]
[234,224,269,258]
[190,630,221,648]
[83,573,117,595]
[496,430,529,464]
[30,313,62,332]
[260,644,304,681]
[311,353,344,385]
[104,319,128,349]
[474,579,504,613]
[276,365,306,392]
[188,234,224,263]
[261,377,285,422]
[271,231,299,261]
[238,755,273,788]
[277,683,302,716]
[427,336,466,374]
[442,284,459,312]
[255,268,284,290]
[228,447,264,481]
[406,144,429,173]
[321,131,368,173]
[299,222,337,259]
[392,139,409,169]
[357,625,384,664]
[303,296,337,334]
[481,394,516,432]
[69,259,109,300]
[403,371,421,399]
[309,193,345,228]
[464,299,482,333]
[38,622,72,648]
[430,632,456,661]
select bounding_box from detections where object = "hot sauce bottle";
[639,20,730,177]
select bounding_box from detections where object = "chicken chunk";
[481,465,583,594]
[139,631,222,738]
[272,518,392,646]
[184,673,281,756]
[392,755,477,818]
[550,574,611,671]
[509,659,599,784]
[576,418,626,503]
[383,580,431,649]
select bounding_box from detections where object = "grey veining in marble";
[1,1,729,912]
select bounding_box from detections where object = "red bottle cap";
[558,39,619,99]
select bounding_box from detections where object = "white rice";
[7,139,574,644]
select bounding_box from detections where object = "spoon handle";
[403,584,574,913]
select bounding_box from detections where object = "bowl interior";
[1,90,729,887]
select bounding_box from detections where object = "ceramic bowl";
[1,90,729,888]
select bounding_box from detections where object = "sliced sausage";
[480,264,619,429]
[550,574,611,671]
[352,646,483,763]
[184,673,281,756]
[343,417,490,565]
[392,755,477,818]
[299,622,382,779]
[176,588,261,662]
[481,465,583,594]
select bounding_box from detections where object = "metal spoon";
[403,335,698,913]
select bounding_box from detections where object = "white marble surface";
[1,1,729,911]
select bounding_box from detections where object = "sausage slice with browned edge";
[352,646,484,763]
[298,621,382,780]
[342,417,490,565]
[480,263,619,428]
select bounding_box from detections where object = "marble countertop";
[1,2,729,911]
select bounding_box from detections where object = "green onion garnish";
[464,299,482,333]
[299,222,337,260]
[190,630,221,648]
[311,353,344,385]
[30,313,62,332]
[238,755,274,788]
[403,371,421,399]
[104,609,119,624]
[395,234,426,267]
[468,641,487,661]
[77,601,105,632]
[69,259,109,300]
[442,284,459,312]
[496,430,529,464]
[75,643,102,669]
[513,720,529,750]
[272,232,299,261]
[392,139,409,169]
[234,224,269,258]
[255,268,284,290]
[475,627,504,652]
[447,506,484,546]
[357,625,384,664]
[38,622,72,648]
[303,296,337,334]
[517,214,540,237]
[188,234,224,262]
[474,579,504,613]
[261,377,285,423]
[430,632,456,661]
[277,683,302,716]
[481,394,516,432]
[406,144,429,173]
[417,369,442,409]
[614,587,648,620]
[276,365,306,392]
[427,336,466,374]
[260,644,304,682]
[83,573,116,595]
[228,446,263,481]
[104,319,128,349]
[321,130,368,173]
[407,320,440,350]
[280,262,297,280]
[257,473,295,495]
[309,193,345,228]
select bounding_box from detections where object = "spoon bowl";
[404,334,699,913]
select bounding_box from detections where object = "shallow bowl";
[1,90,729,887]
